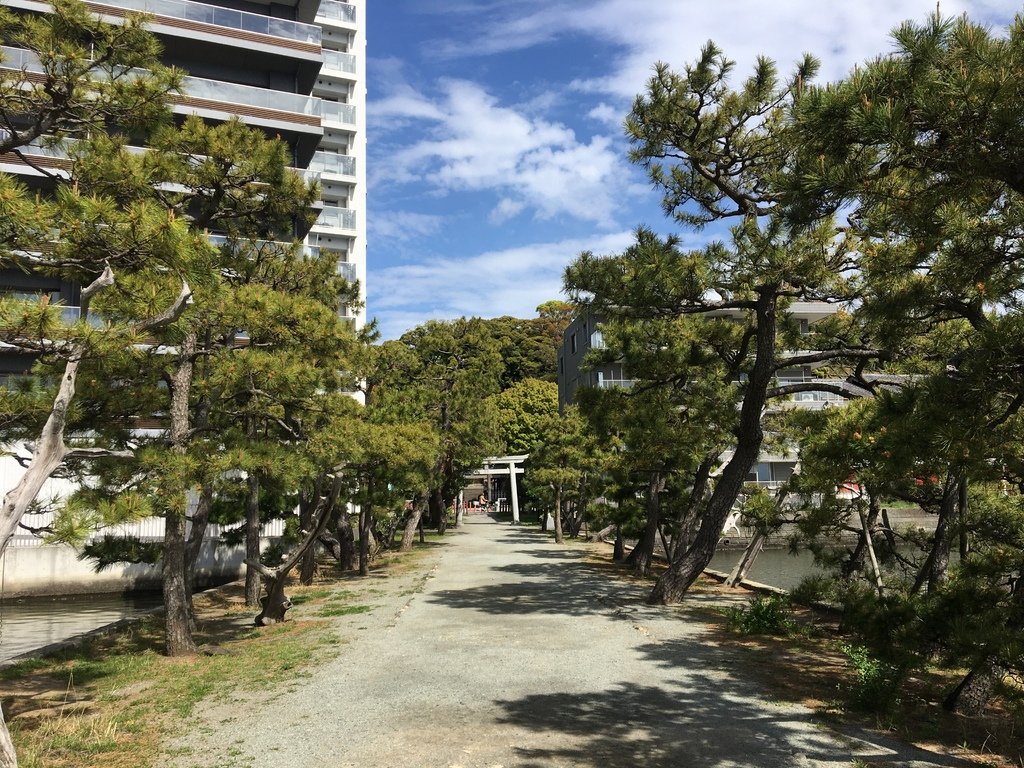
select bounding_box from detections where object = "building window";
[570,332,577,354]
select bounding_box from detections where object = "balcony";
[315,207,356,231]
[321,102,357,127]
[207,235,321,260]
[321,49,357,75]
[0,47,322,126]
[317,1,357,24]
[596,377,634,391]
[93,0,321,46]
[336,262,357,282]
[182,75,320,119]
[309,151,356,177]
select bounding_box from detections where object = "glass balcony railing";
[0,47,322,121]
[336,262,357,282]
[320,102,357,126]
[321,49,357,75]
[184,76,320,118]
[98,0,321,45]
[207,234,320,259]
[0,46,40,72]
[596,378,634,390]
[317,1,357,24]
[316,207,356,230]
[309,151,356,177]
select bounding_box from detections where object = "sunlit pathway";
[169,516,968,768]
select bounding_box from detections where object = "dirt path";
[167,516,969,768]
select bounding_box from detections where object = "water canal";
[0,592,163,664]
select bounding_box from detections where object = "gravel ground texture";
[165,515,970,768]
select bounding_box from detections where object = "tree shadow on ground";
[494,661,970,768]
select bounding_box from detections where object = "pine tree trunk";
[587,524,616,543]
[399,495,425,552]
[649,294,777,605]
[164,332,198,656]
[299,491,319,585]
[338,506,355,571]
[255,572,292,626]
[359,478,372,576]
[0,711,17,768]
[913,475,960,594]
[630,472,662,577]
[944,658,1005,715]
[725,530,766,587]
[245,473,262,607]
[554,487,564,544]
[613,526,624,561]
[184,486,214,626]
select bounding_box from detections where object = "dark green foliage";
[840,643,905,715]
[725,594,795,636]
[79,535,162,571]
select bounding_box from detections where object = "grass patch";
[317,604,372,618]
[4,536,452,768]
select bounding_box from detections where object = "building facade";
[0,0,367,333]
[0,0,367,592]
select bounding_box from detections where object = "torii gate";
[469,454,528,523]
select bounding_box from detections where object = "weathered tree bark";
[244,472,262,606]
[912,474,961,594]
[725,530,766,587]
[554,486,564,544]
[628,472,663,577]
[944,659,1005,715]
[649,292,778,604]
[0,268,121,559]
[613,526,625,561]
[399,494,426,552]
[859,500,885,598]
[164,331,199,656]
[427,488,447,534]
[337,505,355,571]
[183,485,214,626]
[588,523,616,543]
[251,476,342,625]
[359,477,372,576]
[958,478,970,560]
[299,488,319,585]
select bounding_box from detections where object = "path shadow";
[494,643,969,768]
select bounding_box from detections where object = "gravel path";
[167,516,969,768]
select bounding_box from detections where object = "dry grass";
[2,546,440,768]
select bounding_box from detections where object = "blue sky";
[364,0,1016,340]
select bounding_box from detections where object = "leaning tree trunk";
[244,472,262,607]
[399,494,426,552]
[944,659,1005,716]
[627,472,662,577]
[725,530,766,587]
[912,474,961,594]
[649,293,777,605]
[251,476,342,625]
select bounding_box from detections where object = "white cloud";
[587,102,621,128]
[421,1,1015,101]
[370,211,445,242]
[369,78,629,225]
[490,198,526,223]
[368,230,636,339]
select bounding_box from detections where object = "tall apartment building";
[0,0,367,340]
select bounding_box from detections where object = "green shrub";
[791,573,838,606]
[840,643,904,714]
[725,594,794,636]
